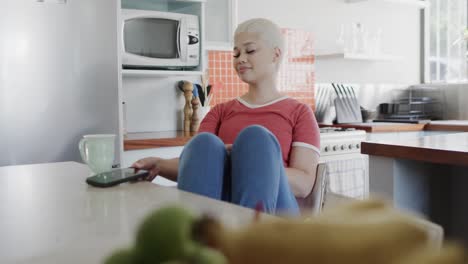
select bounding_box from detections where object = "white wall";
[237,0,422,84]
[123,75,200,133]
[442,84,468,119]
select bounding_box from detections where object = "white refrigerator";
[0,0,122,166]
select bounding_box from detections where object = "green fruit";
[135,206,197,264]
[191,247,227,264]
[103,248,135,264]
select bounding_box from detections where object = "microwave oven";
[121,9,200,70]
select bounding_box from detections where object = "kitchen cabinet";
[205,0,238,50]
[122,0,205,13]
[117,0,208,166]
[121,0,237,51]
[365,130,462,141]
[363,132,468,245]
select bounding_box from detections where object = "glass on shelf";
[368,28,383,56]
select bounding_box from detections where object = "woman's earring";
[274,47,282,63]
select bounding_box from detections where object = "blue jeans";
[177,125,299,215]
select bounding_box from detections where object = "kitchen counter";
[319,122,426,132]
[0,162,272,264]
[425,120,468,132]
[362,132,468,166]
[361,132,468,245]
[322,120,468,133]
[125,121,468,151]
[124,131,195,150]
[124,123,425,150]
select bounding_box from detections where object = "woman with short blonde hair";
[133,18,320,215]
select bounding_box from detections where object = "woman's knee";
[240,125,270,136]
[236,125,273,141]
[186,132,224,150]
[234,125,279,149]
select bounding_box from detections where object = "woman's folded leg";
[178,133,228,200]
[230,125,299,215]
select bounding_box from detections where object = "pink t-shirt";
[198,96,320,166]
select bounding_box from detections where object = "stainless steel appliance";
[0,0,120,166]
[121,9,200,69]
[376,86,443,122]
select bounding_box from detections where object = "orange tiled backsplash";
[207,28,315,109]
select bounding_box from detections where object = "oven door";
[321,154,369,200]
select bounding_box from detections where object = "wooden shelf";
[124,131,194,150]
[345,0,428,8]
[315,52,402,61]
[122,69,204,77]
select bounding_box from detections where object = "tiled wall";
[207,28,316,109]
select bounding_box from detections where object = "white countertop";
[0,162,269,264]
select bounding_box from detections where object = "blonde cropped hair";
[234,18,285,62]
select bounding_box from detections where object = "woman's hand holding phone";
[131,157,162,181]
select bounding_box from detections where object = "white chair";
[296,164,328,215]
[296,163,359,214]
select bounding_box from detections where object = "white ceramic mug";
[79,134,116,174]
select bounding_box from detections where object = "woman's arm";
[157,158,179,181]
[132,105,223,183]
[285,146,320,198]
[132,157,179,182]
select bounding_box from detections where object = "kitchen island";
[361,133,468,245]
[0,162,272,264]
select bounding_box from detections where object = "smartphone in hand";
[86,168,149,188]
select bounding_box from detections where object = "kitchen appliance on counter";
[315,84,336,124]
[332,83,363,124]
[121,9,200,70]
[315,83,365,124]
[318,127,368,199]
[375,86,443,123]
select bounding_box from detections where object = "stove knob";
[356,143,360,149]
[333,145,339,151]
[348,144,354,149]
[341,145,347,150]
[324,146,330,152]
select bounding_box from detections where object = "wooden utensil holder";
[182,81,193,133]
[190,96,200,132]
